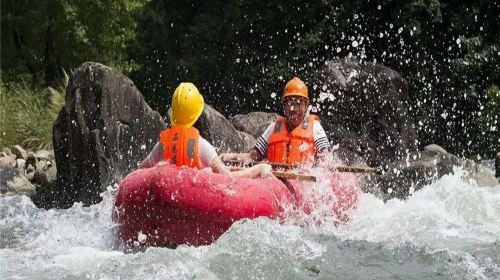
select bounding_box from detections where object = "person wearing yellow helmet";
[221,77,331,165]
[140,82,271,178]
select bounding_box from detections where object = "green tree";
[1,0,146,86]
[130,0,498,158]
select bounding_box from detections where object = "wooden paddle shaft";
[224,160,296,169]
[271,171,317,182]
[332,166,379,174]
[224,160,380,174]
[230,166,317,182]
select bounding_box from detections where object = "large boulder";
[230,112,279,139]
[45,62,166,208]
[196,105,256,153]
[313,58,418,167]
[166,104,256,153]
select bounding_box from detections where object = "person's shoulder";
[312,119,324,128]
[198,136,213,147]
[261,122,276,136]
[312,119,329,139]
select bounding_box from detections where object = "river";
[1,167,499,279]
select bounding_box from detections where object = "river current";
[1,167,499,279]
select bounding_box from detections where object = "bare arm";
[139,158,152,169]
[139,142,162,169]
[210,156,271,178]
[220,147,265,163]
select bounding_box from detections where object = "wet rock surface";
[369,144,499,200]
[0,147,55,198]
[230,111,279,139]
[10,145,28,160]
[44,62,254,208]
[48,62,167,208]
[312,58,418,167]
[7,62,496,208]
[193,105,256,153]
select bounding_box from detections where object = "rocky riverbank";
[1,61,498,208]
[0,145,56,197]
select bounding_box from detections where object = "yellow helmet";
[168,82,205,127]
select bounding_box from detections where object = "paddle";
[224,160,382,175]
[229,166,317,182]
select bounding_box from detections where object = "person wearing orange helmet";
[140,82,272,178]
[221,77,331,165]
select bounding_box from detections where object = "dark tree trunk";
[43,20,57,86]
[12,28,37,82]
[43,0,59,87]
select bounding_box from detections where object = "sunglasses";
[283,98,307,107]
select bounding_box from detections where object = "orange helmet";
[283,77,308,100]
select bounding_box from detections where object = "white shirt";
[254,120,331,157]
[144,136,218,168]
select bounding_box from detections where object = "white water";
[1,167,499,279]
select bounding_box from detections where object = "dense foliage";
[1,0,146,85]
[1,0,498,157]
[0,77,66,149]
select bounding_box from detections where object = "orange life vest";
[267,114,318,164]
[159,126,202,169]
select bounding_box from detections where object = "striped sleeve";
[254,136,268,156]
[315,137,330,151]
[313,121,331,151]
[254,123,275,157]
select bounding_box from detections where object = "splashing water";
[1,167,499,279]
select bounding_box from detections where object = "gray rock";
[195,105,255,153]
[46,62,166,208]
[7,175,36,196]
[424,144,447,155]
[25,163,36,175]
[32,163,57,187]
[230,111,279,139]
[463,159,499,187]
[239,131,257,151]
[25,172,35,181]
[313,58,418,167]
[24,154,37,172]
[34,150,54,161]
[372,150,499,200]
[2,147,12,156]
[10,145,28,160]
[0,156,16,168]
[35,159,49,172]
[16,159,26,170]
[1,166,35,196]
[0,166,16,193]
[496,152,500,178]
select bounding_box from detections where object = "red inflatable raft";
[113,162,359,247]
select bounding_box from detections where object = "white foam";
[331,167,500,251]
